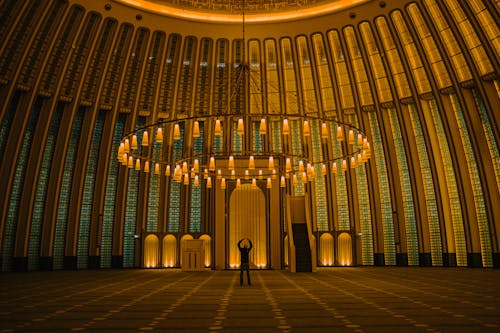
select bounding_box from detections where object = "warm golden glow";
[320,233,334,266]
[162,235,177,267]
[114,0,372,23]
[144,234,159,268]
[199,234,212,267]
[229,185,267,268]
[338,232,352,266]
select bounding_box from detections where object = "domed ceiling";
[113,0,372,22]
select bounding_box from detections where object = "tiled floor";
[1,267,499,332]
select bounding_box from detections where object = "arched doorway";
[228,184,267,268]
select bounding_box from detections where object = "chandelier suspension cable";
[115,0,372,190]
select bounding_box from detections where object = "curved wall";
[0,0,498,270]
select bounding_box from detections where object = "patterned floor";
[1,267,499,332]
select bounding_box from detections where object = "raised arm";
[237,239,243,249]
[248,239,253,250]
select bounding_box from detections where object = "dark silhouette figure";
[238,238,253,286]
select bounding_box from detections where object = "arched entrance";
[228,184,267,268]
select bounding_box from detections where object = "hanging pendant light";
[236,178,241,188]
[128,156,133,168]
[142,131,149,146]
[135,159,141,171]
[260,118,267,135]
[165,165,171,176]
[280,176,286,188]
[321,123,329,139]
[228,156,234,170]
[131,135,138,150]
[303,120,310,137]
[267,178,272,189]
[209,156,215,171]
[156,127,163,143]
[283,118,289,135]
[203,168,209,179]
[298,160,304,172]
[154,163,160,175]
[121,153,127,165]
[173,124,181,141]
[348,130,355,145]
[193,159,199,173]
[118,143,125,160]
[124,139,130,153]
[251,178,257,188]
[337,126,343,141]
[214,119,222,137]
[332,162,337,174]
[194,175,199,186]
[193,121,200,138]
[237,118,244,136]
[245,169,250,180]
[174,166,182,182]
[248,155,255,170]
[221,178,226,190]
[268,156,274,170]
[206,176,212,188]
[144,161,150,173]
[184,173,189,185]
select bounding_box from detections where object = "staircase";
[291,223,312,272]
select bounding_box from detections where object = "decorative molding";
[400,97,414,105]
[460,80,476,89]
[419,92,434,101]
[439,86,455,95]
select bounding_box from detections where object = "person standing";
[238,238,253,286]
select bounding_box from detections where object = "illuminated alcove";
[143,234,159,268]
[320,233,334,266]
[162,235,177,268]
[199,234,212,267]
[229,184,267,269]
[338,233,353,266]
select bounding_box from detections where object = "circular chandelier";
[116,112,371,191]
[115,0,371,191]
